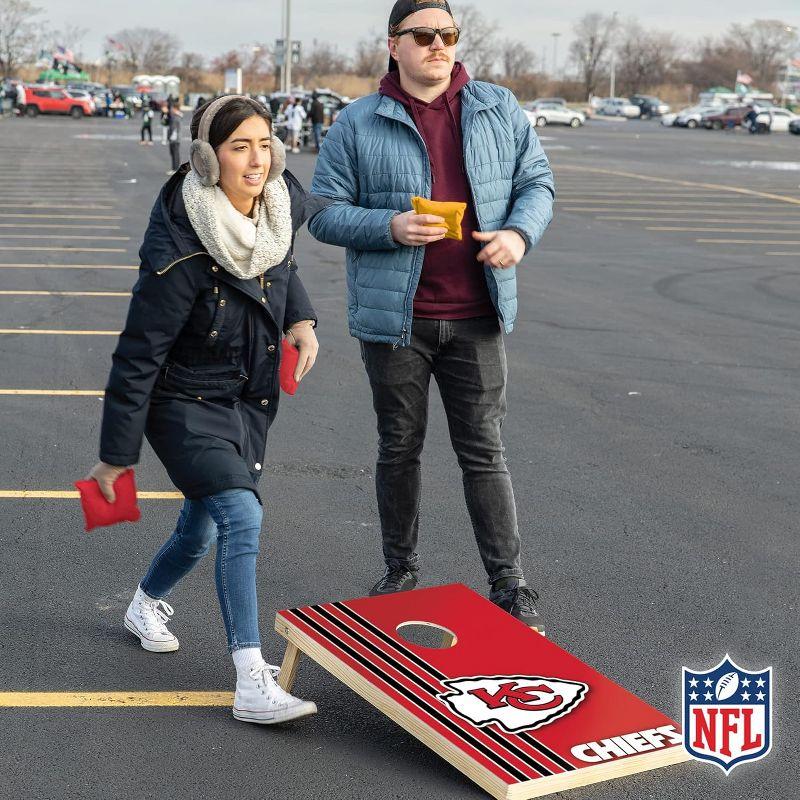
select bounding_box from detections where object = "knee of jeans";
[180,522,217,558]
[453,438,507,472]
[377,430,426,465]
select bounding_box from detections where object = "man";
[166,105,183,175]
[285,97,307,153]
[309,0,554,628]
[14,82,26,116]
[310,93,325,151]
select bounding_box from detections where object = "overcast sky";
[48,1,800,72]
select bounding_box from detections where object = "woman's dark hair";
[190,97,272,148]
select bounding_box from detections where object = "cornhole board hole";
[274,583,689,799]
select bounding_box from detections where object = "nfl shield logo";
[683,655,772,773]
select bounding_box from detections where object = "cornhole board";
[274,583,689,799]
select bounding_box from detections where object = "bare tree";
[353,31,386,78]
[453,5,499,79]
[568,12,618,99]
[0,0,42,75]
[616,22,678,94]
[301,40,350,77]
[726,19,799,86]
[109,27,180,72]
[501,40,537,79]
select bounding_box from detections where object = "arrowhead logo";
[438,674,589,733]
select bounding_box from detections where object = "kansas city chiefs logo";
[438,675,589,733]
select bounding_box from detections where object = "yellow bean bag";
[410,196,467,241]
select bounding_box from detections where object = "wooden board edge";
[505,744,691,800]
[274,612,510,800]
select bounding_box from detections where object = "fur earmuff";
[266,135,287,183]
[189,139,220,187]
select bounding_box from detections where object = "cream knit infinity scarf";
[182,168,292,280]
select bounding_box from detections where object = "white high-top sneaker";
[233,661,317,724]
[124,586,179,653]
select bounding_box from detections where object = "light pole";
[284,0,293,95]
[551,32,561,80]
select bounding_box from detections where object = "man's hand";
[390,211,448,246]
[85,462,128,503]
[287,321,318,382]
[473,229,526,269]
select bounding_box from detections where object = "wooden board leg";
[277,641,301,692]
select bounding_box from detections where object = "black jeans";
[169,140,181,170]
[360,316,524,585]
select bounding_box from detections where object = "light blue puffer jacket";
[309,79,555,346]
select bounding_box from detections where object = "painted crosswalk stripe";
[0,291,128,297]
[0,329,120,335]
[0,389,104,395]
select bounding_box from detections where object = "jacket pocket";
[205,283,227,346]
[156,361,247,402]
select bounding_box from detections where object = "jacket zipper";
[155,251,205,276]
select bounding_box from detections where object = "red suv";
[703,106,750,130]
[23,85,94,118]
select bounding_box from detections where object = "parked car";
[64,88,96,115]
[23,84,94,117]
[530,96,568,107]
[703,105,751,130]
[789,118,800,135]
[675,105,719,128]
[526,102,585,128]
[598,97,641,118]
[755,108,800,133]
[660,111,679,126]
[629,95,670,118]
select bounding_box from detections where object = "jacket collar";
[375,77,500,122]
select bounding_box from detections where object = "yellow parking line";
[0,692,232,707]
[556,199,785,207]
[0,329,120,335]
[0,247,127,253]
[562,206,800,215]
[0,263,136,270]
[557,164,800,206]
[0,491,183,499]
[765,251,800,256]
[0,214,123,220]
[0,389,104,395]
[0,291,128,297]
[596,216,800,224]
[0,234,130,241]
[647,226,800,234]
[697,238,800,245]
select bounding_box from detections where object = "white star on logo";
[756,677,765,688]
[756,691,765,701]
[703,691,713,701]
[741,678,751,687]
[741,691,751,701]
[689,678,698,688]
[703,678,713,687]
[689,691,698,701]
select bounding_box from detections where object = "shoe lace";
[379,568,412,592]
[514,586,540,615]
[248,662,290,705]
[139,598,174,633]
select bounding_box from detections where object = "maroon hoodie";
[379,63,496,320]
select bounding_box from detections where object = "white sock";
[232,647,264,677]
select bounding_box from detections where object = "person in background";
[285,97,307,154]
[15,82,26,116]
[310,94,325,151]
[161,100,171,145]
[166,105,184,175]
[140,103,155,145]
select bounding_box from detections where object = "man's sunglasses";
[392,26,461,47]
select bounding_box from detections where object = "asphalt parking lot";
[0,114,797,799]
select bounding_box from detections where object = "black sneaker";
[490,578,544,634]
[369,567,418,596]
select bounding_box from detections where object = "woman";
[86,95,328,725]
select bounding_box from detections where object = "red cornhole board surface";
[275,583,689,799]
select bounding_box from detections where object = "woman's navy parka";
[99,166,329,502]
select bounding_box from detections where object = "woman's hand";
[85,462,128,503]
[473,229,526,269]
[390,211,448,246]
[286,321,318,382]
